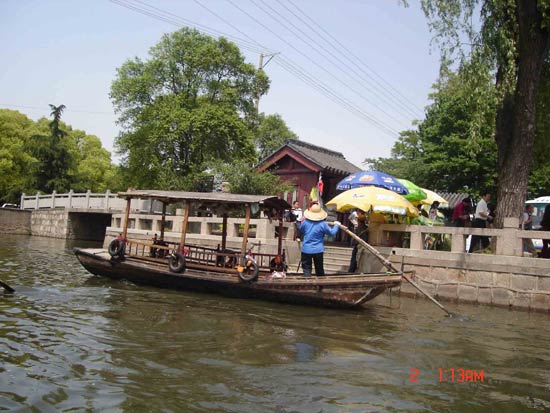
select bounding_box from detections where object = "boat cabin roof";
[118,190,291,211]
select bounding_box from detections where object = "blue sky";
[0,0,441,168]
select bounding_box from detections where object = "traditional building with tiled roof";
[256,139,361,208]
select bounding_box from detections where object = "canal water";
[1,235,549,412]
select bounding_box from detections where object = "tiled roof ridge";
[286,139,345,159]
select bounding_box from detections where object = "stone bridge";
[13,191,135,241]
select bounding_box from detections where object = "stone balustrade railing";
[109,211,544,258]
[110,212,296,240]
[20,190,140,211]
[370,217,546,257]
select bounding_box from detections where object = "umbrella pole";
[335,223,455,317]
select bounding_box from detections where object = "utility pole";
[255,52,279,113]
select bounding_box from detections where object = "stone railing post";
[86,190,91,208]
[368,222,382,246]
[255,218,270,239]
[51,190,56,208]
[227,219,238,237]
[20,193,25,209]
[68,189,74,209]
[496,217,522,256]
[35,192,40,210]
[200,218,210,235]
[409,225,423,250]
[450,227,466,253]
[105,190,111,209]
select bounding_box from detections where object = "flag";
[309,186,318,202]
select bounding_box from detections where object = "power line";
[111,0,400,137]
[283,0,425,115]
[274,57,398,136]
[248,0,411,129]
[271,0,422,120]
[111,0,268,55]
[195,0,399,135]
[224,0,400,135]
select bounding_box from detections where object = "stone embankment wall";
[0,209,31,235]
[31,210,70,238]
[16,209,112,241]
[358,247,550,312]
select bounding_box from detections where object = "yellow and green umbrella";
[397,179,427,203]
[326,186,419,217]
[420,189,449,207]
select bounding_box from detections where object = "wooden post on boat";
[122,197,131,240]
[241,204,251,254]
[160,202,167,240]
[335,223,455,317]
[221,213,228,251]
[179,201,190,251]
[277,209,284,256]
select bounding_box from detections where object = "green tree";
[530,57,550,197]
[0,109,37,203]
[419,0,550,226]
[27,104,75,193]
[110,28,269,190]
[71,131,120,193]
[365,65,497,194]
[210,160,293,195]
[0,108,121,199]
[255,113,298,160]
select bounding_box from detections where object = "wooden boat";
[74,190,402,309]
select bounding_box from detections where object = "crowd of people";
[282,191,550,277]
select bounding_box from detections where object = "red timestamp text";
[409,368,485,383]
[439,368,484,383]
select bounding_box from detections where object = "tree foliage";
[366,64,498,195]
[530,56,550,196]
[367,56,550,198]
[209,160,293,195]
[0,109,119,203]
[254,113,298,160]
[0,110,37,203]
[419,0,550,225]
[27,105,74,193]
[111,28,269,190]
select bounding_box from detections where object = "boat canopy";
[117,190,291,211]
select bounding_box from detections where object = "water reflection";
[1,235,550,412]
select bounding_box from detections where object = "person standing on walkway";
[522,204,538,257]
[452,197,472,227]
[540,205,550,258]
[297,203,340,277]
[291,201,303,221]
[348,210,368,273]
[468,192,492,253]
[347,209,359,246]
[429,201,441,221]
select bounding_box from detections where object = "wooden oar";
[334,223,455,317]
[0,280,15,294]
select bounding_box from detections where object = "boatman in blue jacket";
[297,203,340,277]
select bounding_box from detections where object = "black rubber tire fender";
[238,259,259,282]
[168,252,186,273]
[108,239,125,257]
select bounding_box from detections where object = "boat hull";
[74,248,402,309]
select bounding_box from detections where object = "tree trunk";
[495,2,550,228]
